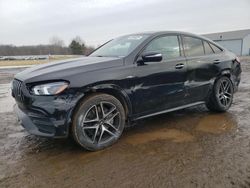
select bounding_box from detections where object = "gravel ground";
[0,58,250,188]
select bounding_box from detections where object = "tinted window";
[210,43,222,53]
[204,41,214,54]
[183,36,204,57]
[144,35,180,60]
[90,34,149,57]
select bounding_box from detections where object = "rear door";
[131,35,188,116]
[182,35,221,103]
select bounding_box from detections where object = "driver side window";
[144,35,181,61]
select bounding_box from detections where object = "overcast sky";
[0,0,249,46]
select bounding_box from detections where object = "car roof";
[128,31,225,49]
[129,31,210,40]
[137,31,207,39]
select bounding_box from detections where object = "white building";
[203,29,250,56]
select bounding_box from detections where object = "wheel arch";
[217,68,235,87]
[207,68,233,101]
[70,83,132,124]
[220,69,232,79]
[210,68,235,95]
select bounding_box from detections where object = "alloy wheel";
[81,102,121,145]
[217,79,233,107]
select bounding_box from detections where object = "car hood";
[15,56,124,83]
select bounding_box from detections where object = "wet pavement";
[0,61,250,188]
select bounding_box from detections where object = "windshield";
[89,34,149,57]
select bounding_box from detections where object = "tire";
[72,93,126,151]
[206,76,234,112]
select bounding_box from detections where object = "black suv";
[12,31,241,151]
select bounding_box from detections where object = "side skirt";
[134,101,205,120]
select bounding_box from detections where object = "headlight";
[31,81,69,95]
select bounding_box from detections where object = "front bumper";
[14,104,69,138]
[14,104,55,137]
[13,92,78,138]
[12,79,85,138]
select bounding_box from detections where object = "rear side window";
[204,41,214,54]
[144,35,181,60]
[183,36,205,57]
[210,43,222,53]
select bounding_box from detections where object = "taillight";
[235,56,241,63]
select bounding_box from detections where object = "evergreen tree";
[69,40,83,55]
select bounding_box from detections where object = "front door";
[130,35,188,117]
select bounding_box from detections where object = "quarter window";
[183,36,205,57]
[144,36,181,60]
[210,43,222,53]
[204,41,214,54]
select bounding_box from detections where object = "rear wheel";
[206,76,234,112]
[72,94,126,151]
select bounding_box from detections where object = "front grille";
[12,79,25,103]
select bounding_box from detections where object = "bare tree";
[85,45,95,55]
[0,45,71,56]
[0,35,95,56]
[73,36,84,45]
[49,36,65,47]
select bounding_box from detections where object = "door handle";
[175,63,184,69]
[213,59,221,64]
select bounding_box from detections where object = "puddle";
[125,128,195,145]
[1,62,250,188]
[0,84,15,113]
[8,132,27,138]
[0,84,10,95]
[196,113,236,134]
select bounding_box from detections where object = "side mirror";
[141,52,162,63]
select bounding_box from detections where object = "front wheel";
[72,93,126,151]
[206,76,234,112]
